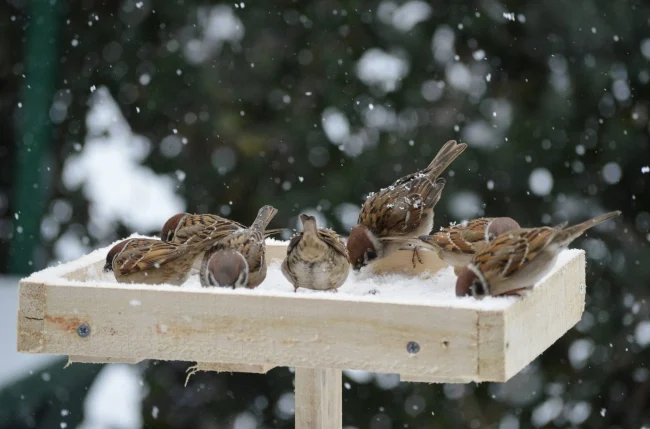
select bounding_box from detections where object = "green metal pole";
[9,0,62,274]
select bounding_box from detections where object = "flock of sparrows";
[103,140,621,298]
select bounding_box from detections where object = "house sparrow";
[281,214,350,292]
[381,217,520,274]
[347,140,467,270]
[200,205,278,288]
[103,238,206,286]
[161,212,284,272]
[200,250,249,288]
[456,210,622,298]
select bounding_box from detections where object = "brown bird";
[103,238,206,286]
[381,217,520,274]
[200,250,249,288]
[200,205,278,288]
[347,140,467,270]
[281,214,350,292]
[161,212,284,271]
[161,213,245,245]
[456,210,622,298]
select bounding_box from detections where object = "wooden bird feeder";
[16,240,586,428]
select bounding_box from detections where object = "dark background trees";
[1,0,649,427]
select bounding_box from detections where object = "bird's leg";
[294,286,299,293]
[411,246,424,268]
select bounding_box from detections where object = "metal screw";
[77,323,91,338]
[406,341,420,354]
[579,283,585,295]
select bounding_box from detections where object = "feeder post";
[294,367,342,429]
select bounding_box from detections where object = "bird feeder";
[16,240,586,428]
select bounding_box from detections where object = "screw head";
[77,323,91,338]
[406,341,420,354]
[579,283,585,295]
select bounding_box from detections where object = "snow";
[635,321,650,347]
[184,5,244,64]
[25,236,584,312]
[61,87,185,244]
[601,162,622,184]
[377,1,432,32]
[356,48,409,92]
[76,364,142,429]
[321,107,351,144]
[529,168,554,196]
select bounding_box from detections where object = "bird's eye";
[470,281,486,297]
[366,250,377,261]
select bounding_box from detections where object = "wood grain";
[295,368,341,429]
[16,241,586,384]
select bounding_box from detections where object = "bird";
[281,214,350,292]
[200,205,278,288]
[456,210,622,298]
[380,217,520,274]
[160,212,284,271]
[199,250,249,288]
[347,140,467,270]
[103,238,207,286]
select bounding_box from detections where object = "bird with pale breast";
[347,140,467,271]
[380,217,520,274]
[200,205,278,288]
[281,214,350,292]
[456,210,622,298]
[200,250,249,288]
[104,238,207,286]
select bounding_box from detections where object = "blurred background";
[1,0,649,427]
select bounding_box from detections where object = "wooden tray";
[16,239,586,428]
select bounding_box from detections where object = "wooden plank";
[476,251,586,381]
[67,356,142,365]
[295,367,342,429]
[501,251,586,379]
[16,282,479,381]
[15,238,586,384]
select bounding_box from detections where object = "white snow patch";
[635,321,650,347]
[356,49,409,92]
[76,364,142,429]
[602,162,622,184]
[377,1,432,32]
[26,237,582,312]
[62,87,185,240]
[184,5,244,64]
[321,107,351,144]
[529,168,554,196]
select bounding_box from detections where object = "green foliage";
[1,0,649,427]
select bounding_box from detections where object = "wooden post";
[295,367,342,429]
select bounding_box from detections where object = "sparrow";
[456,210,622,298]
[160,212,284,271]
[381,217,520,274]
[281,214,350,292]
[200,205,278,288]
[199,250,249,288]
[347,140,467,270]
[103,238,206,286]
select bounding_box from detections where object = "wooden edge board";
[16,238,585,384]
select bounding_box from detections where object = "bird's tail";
[425,140,468,179]
[554,210,621,244]
[250,205,279,238]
